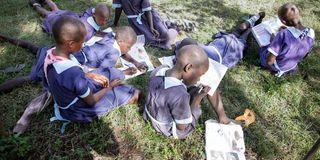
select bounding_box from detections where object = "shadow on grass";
[25,111,120,159]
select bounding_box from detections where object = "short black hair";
[52,16,86,45]
[177,38,198,50]
[115,26,137,44]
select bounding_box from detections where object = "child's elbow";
[267,60,274,66]
[176,124,188,131]
[83,95,98,106]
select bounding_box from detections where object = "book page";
[157,56,175,68]
[251,17,285,47]
[251,23,271,47]
[205,119,246,160]
[199,59,228,96]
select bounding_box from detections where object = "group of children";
[0,1,315,139]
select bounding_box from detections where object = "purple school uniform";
[44,49,134,122]
[42,7,98,41]
[259,27,315,76]
[143,65,202,139]
[175,32,246,68]
[112,0,175,48]
[29,46,52,82]
[76,34,121,69]
[79,7,101,42]
[42,10,79,33]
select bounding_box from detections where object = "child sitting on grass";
[43,16,140,127]
[0,26,144,93]
[259,3,315,77]
[0,24,143,133]
[144,45,229,139]
[75,26,148,75]
[29,0,110,41]
[112,0,178,49]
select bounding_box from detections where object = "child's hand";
[150,27,160,39]
[123,67,138,75]
[109,79,123,88]
[95,31,106,37]
[86,73,109,88]
[195,85,211,99]
[134,62,147,72]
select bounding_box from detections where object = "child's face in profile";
[183,65,208,86]
[94,12,109,26]
[119,40,135,54]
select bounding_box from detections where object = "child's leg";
[44,0,59,11]
[13,90,52,134]
[232,12,265,38]
[0,76,31,93]
[31,3,51,18]
[127,89,141,105]
[0,34,39,55]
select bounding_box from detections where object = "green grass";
[0,0,319,159]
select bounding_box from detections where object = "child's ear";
[68,41,77,50]
[184,63,192,72]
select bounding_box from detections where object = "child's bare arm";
[121,53,147,71]
[267,53,277,66]
[145,11,159,38]
[207,90,230,124]
[176,86,210,130]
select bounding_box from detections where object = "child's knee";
[127,89,141,104]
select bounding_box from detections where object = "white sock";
[247,14,261,27]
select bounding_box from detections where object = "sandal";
[235,109,256,127]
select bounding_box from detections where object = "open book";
[205,120,246,160]
[251,17,284,47]
[158,56,228,96]
[119,35,155,80]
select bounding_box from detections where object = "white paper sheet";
[251,17,284,47]
[199,59,228,96]
[205,120,246,160]
[158,56,227,96]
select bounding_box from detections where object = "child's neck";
[166,68,182,80]
[54,46,71,59]
[294,22,305,30]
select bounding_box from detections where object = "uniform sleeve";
[141,0,152,12]
[112,0,122,8]
[267,30,285,56]
[170,93,193,125]
[73,70,91,98]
